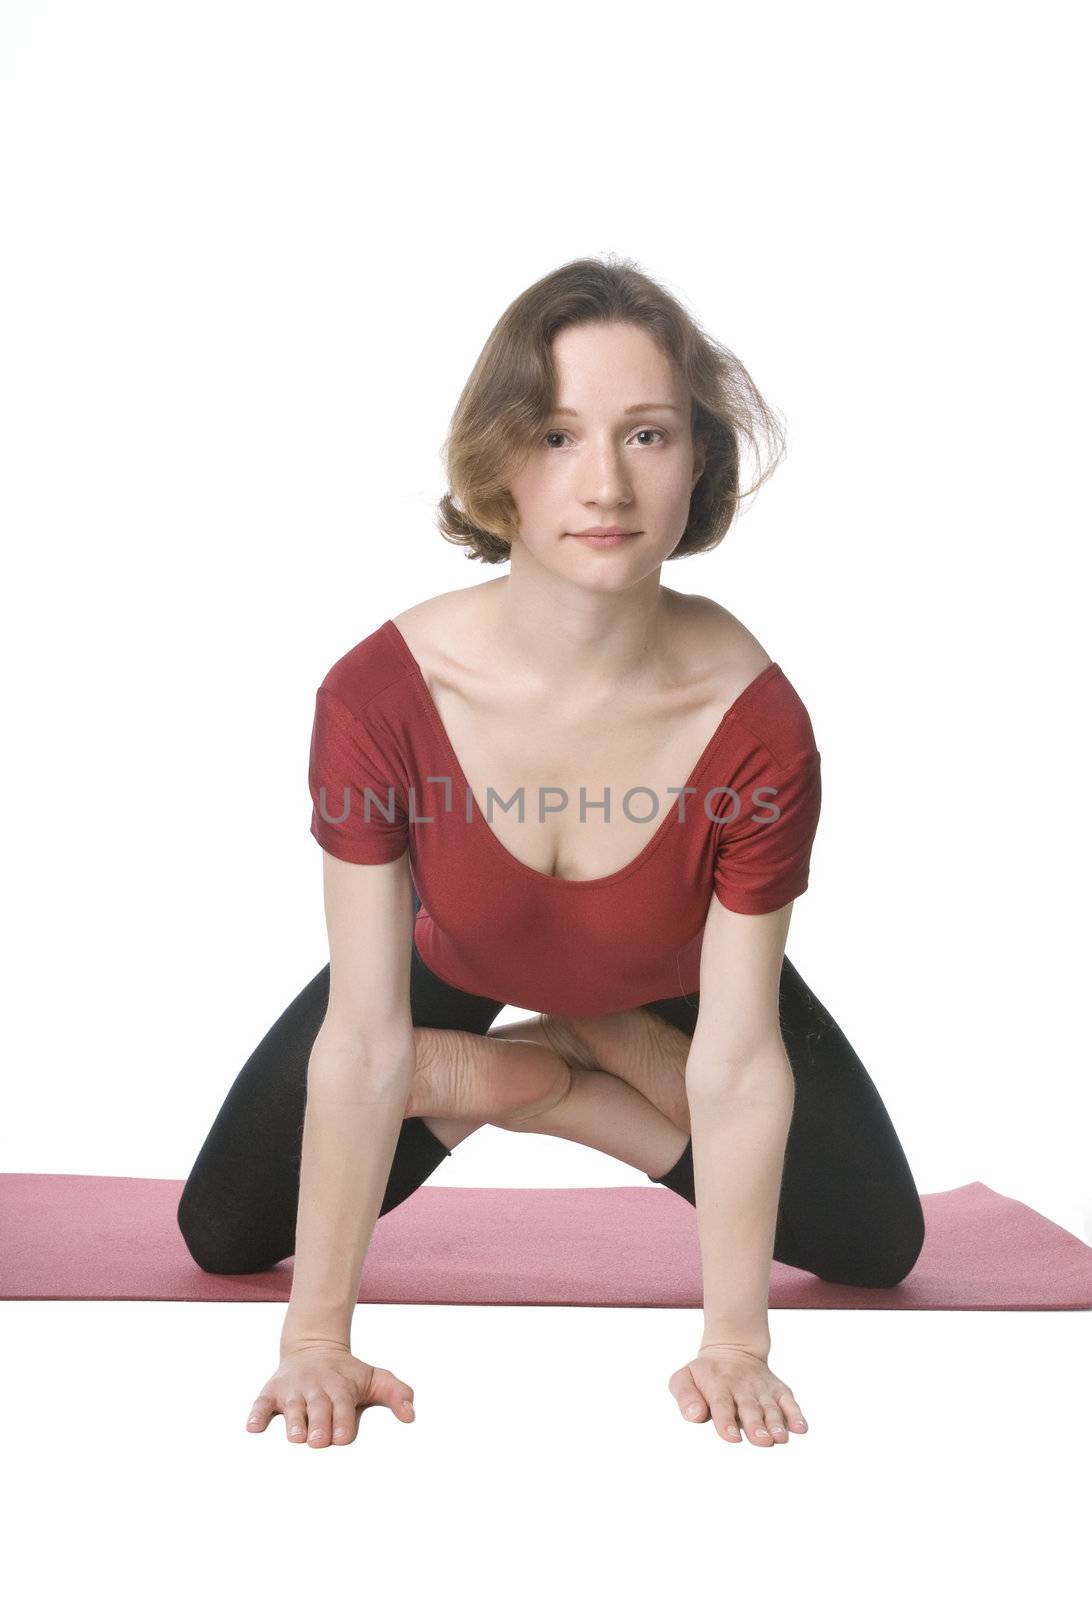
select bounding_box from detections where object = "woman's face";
[505,321,706,591]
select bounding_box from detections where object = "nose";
[579,442,634,506]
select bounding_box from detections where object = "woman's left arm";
[685,894,797,1357]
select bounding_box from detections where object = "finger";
[372,1367,416,1422]
[763,1401,790,1443]
[304,1389,334,1447]
[323,1381,359,1444]
[331,1403,359,1444]
[674,1382,709,1423]
[734,1397,773,1446]
[284,1398,308,1442]
[709,1394,741,1442]
[246,1397,275,1433]
[776,1392,808,1433]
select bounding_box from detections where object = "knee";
[176,1192,282,1277]
[839,1253,921,1290]
[873,1205,926,1287]
[177,1225,267,1277]
[180,1231,284,1276]
[827,1210,926,1289]
[778,1193,926,1289]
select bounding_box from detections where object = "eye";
[542,428,667,449]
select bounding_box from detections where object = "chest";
[421,672,740,883]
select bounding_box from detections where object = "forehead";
[550,323,684,409]
[547,320,675,388]
[549,402,679,416]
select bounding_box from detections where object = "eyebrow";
[550,403,680,416]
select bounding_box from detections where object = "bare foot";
[406,1025,572,1126]
[536,1009,692,1136]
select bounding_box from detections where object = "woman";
[178,255,925,1451]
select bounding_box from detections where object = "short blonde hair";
[435,252,786,564]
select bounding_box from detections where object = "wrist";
[281,1306,353,1355]
[701,1326,770,1361]
[280,1343,350,1365]
[280,1331,352,1359]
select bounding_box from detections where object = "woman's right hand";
[246,1341,416,1446]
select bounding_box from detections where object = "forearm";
[686,1052,795,1358]
[280,1030,417,1355]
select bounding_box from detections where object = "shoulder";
[668,591,773,695]
[318,582,502,717]
[674,592,817,766]
[391,581,503,680]
[316,620,414,716]
[678,595,774,681]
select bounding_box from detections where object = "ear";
[691,436,707,485]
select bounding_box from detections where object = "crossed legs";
[177,922,923,1288]
[410,1009,693,1181]
[408,960,926,1290]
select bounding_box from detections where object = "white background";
[1,2,1088,1596]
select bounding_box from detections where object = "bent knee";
[819,1225,925,1289]
[179,1227,281,1276]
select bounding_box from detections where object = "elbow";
[309,1022,418,1087]
[685,1044,795,1107]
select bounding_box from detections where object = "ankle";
[495,1061,574,1128]
[421,1115,485,1151]
[649,1129,691,1183]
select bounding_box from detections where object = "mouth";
[567,530,642,547]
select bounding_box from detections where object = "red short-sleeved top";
[309,619,821,1016]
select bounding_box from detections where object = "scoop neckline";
[381,617,782,891]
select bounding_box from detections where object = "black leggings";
[178,893,925,1288]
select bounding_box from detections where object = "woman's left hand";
[668,1343,809,1445]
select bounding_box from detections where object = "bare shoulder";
[390,581,504,674]
[666,590,774,694]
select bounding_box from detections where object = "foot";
[406,1025,573,1126]
[537,1009,692,1136]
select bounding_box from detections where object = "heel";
[648,1137,695,1204]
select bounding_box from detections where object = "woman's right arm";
[278,847,417,1356]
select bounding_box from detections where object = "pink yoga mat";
[1,1176,1090,1310]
